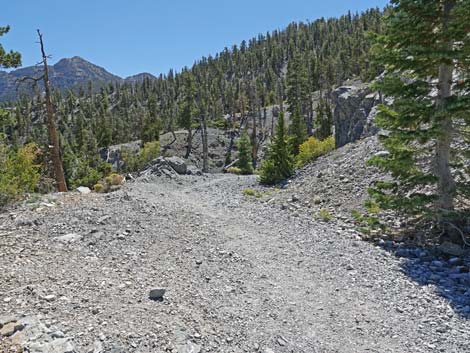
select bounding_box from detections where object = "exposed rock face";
[139,156,201,180]
[99,140,142,169]
[332,81,381,148]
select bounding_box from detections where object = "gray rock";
[55,233,82,243]
[75,186,91,194]
[438,241,464,256]
[374,151,390,158]
[0,321,24,337]
[149,288,166,301]
[332,82,380,148]
[28,338,75,353]
[177,341,201,353]
[167,156,187,175]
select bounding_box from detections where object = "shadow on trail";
[380,242,470,318]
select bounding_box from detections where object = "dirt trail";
[1,174,469,352]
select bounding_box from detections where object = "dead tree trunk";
[184,126,192,159]
[38,30,67,192]
[200,114,208,173]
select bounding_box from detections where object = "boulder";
[149,288,166,301]
[75,186,91,194]
[167,157,187,175]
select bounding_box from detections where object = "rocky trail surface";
[1,174,470,353]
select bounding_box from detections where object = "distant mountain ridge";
[0,56,157,102]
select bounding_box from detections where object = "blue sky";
[2,0,389,78]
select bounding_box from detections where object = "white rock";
[76,186,91,194]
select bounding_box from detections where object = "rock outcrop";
[139,156,202,180]
[332,81,381,148]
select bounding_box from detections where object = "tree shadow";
[380,242,470,318]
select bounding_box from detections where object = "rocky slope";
[1,173,470,353]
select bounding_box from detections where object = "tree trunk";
[184,127,192,158]
[434,1,456,215]
[200,114,208,173]
[251,112,258,169]
[307,96,313,136]
[38,30,67,192]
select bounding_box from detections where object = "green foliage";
[0,143,41,206]
[211,118,229,129]
[286,51,309,116]
[139,141,160,167]
[315,97,333,140]
[236,131,253,174]
[318,208,333,222]
[243,188,262,198]
[259,112,293,185]
[142,116,162,143]
[93,183,104,193]
[296,136,335,167]
[94,173,125,193]
[369,0,470,223]
[226,166,242,175]
[0,25,21,69]
[288,105,307,156]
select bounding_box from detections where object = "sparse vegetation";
[243,188,262,198]
[296,136,335,167]
[318,208,333,222]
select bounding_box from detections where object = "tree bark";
[200,114,208,173]
[184,127,192,159]
[434,0,456,215]
[38,30,67,192]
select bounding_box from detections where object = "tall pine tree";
[369,0,470,238]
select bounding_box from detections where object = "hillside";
[0,56,156,102]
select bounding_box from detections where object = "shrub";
[93,183,105,193]
[139,141,160,168]
[0,143,42,207]
[108,173,125,186]
[226,166,242,175]
[318,208,333,221]
[212,118,229,129]
[243,188,256,196]
[296,136,335,167]
[243,188,262,198]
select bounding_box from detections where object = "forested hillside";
[0,8,384,190]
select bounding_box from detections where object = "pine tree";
[236,130,253,175]
[315,97,333,140]
[289,104,307,155]
[286,51,309,116]
[259,112,293,185]
[0,25,21,68]
[369,0,470,238]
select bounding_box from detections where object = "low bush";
[226,166,242,175]
[139,141,160,168]
[243,188,262,198]
[0,143,42,207]
[296,136,335,167]
[95,173,125,193]
[318,208,333,221]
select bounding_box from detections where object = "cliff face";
[332,81,381,148]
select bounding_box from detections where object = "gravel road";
[1,174,469,352]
